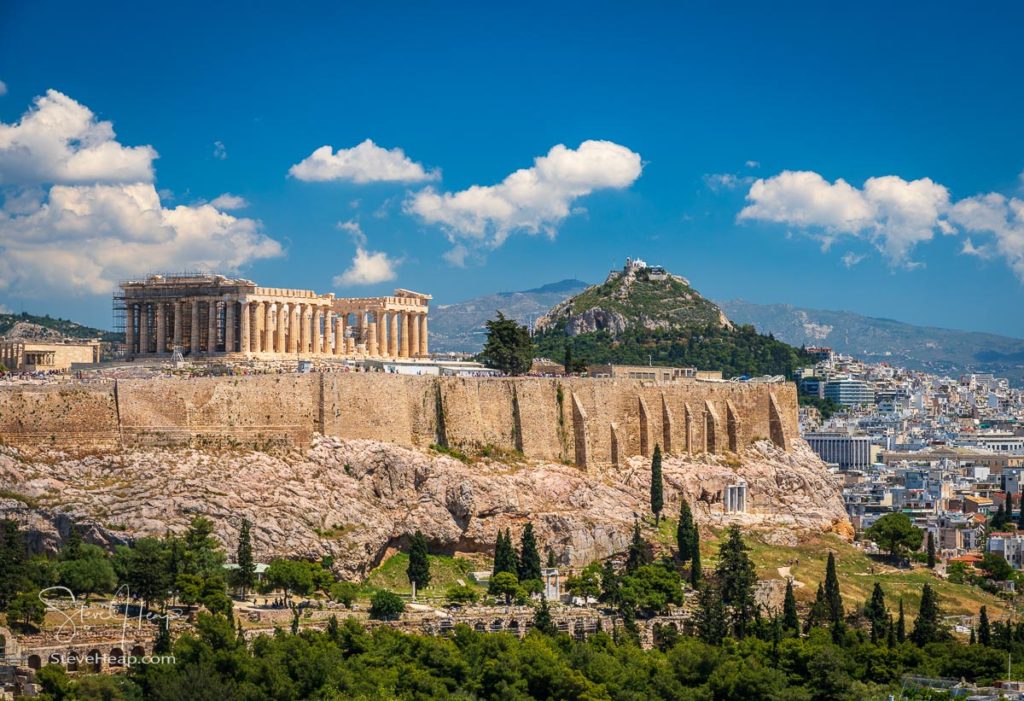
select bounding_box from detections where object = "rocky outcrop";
[0,438,849,578]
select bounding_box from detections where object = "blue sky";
[2,2,1024,336]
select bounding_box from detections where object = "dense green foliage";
[676,498,695,565]
[534,323,808,378]
[797,394,842,420]
[480,312,533,375]
[0,311,121,342]
[235,518,256,596]
[865,513,923,559]
[518,524,542,582]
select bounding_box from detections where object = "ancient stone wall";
[0,375,798,464]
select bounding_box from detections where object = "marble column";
[288,303,300,353]
[378,312,388,357]
[276,303,287,353]
[299,304,311,354]
[239,301,251,353]
[191,300,201,354]
[154,303,166,354]
[321,308,331,354]
[139,303,150,354]
[207,299,218,353]
[253,303,264,353]
[367,322,378,356]
[419,313,429,357]
[356,310,365,348]
[225,301,236,352]
[264,303,274,353]
[125,304,136,355]
[410,311,420,359]
[334,317,343,355]
[400,312,411,358]
[313,307,323,355]
[389,312,399,357]
[173,301,183,350]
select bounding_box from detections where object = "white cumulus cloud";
[406,139,642,249]
[210,193,249,210]
[0,81,7,97]
[290,139,439,184]
[0,91,283,296]
[332,219,399,287]
[738,168,1024,280]
[0,89,156,185]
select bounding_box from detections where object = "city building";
[824,378,875,406]
[805,431,874,469]
[0,339,101,372]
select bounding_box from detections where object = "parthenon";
[118,274,430,359]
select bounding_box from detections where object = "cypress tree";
[407,530,431,591]
[1018,496,1024,531]
[970,627,976,645]
[600,559,620,605]
[992,501,1006,530]
[62,524,83,560]
[886,613,896,647]
[236,518,256,597]
[676,498,695,564]
[926,531,936,569]
[518,523,542,582]
[0,520,27,609]
[716,525,757,638]
[805,583,829,633]
[910,583,943,645]
[865,582,887,644]
[896,598,906,643]
[492,528,517,578]
[823,552,844,627]
[546,549,556,568]
[153,617,172,654]
[695,583,727,646]
[625,521,652,573]
[979,605,991,646]
[533,594,556,635]
[689,529,702,589]
[650,444,664,524]
[782,579,800,634]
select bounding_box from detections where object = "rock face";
[0,437,849,578]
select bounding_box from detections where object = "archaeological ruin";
[116,273,430,359]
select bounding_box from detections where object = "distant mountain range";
[430,279,590,353]
[718,300,1024,385]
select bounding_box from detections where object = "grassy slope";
[363,552,488,598]
[567,274,723,328]
[651,518,1007,621]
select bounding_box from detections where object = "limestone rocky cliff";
[0,438,849,577]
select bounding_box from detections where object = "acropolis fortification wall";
[0,374,798,466]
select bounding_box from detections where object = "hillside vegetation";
[0,311,120,342]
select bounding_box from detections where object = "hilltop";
[532,260,808,377]
[0,311,120,343]
[429,279,589,353]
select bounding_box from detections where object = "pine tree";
[650,444,664,524]
[716,525,757,638]
[823,552,844,628]
[926,531,936,569]
[533,595,556,635]
[518,523,542,582]
[689,530,702,589]
[676,498,695,564]
[782,579,800,634]
[625,521,652,573]
[695,583,727,646]
[896,598,906,643]
[979,605,991,646]
[407,530,431,592]
[910,583,943,645]
[236,518,256,597]
[599,560,620,605]
[864,582,887,644]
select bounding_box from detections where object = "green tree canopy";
[369,589,405,621]
[480,312,533,375]
[406,530,431,591]
[650,444,664,523]
[865,513,923,559]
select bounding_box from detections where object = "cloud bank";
[406,139,642,251]
[0,91,282,296]
[737,169,1024,279]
